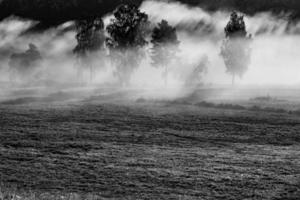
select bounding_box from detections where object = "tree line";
[74,4,181,86]
[8,4,252,86]
[73,4,251,86]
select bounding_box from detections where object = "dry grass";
[0,89,300,199]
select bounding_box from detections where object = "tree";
[220,11,252,85]
[9,43,43,83]
[106,4,149,86]
[73,16,105,82]
[185,55,209,87]
[151,20,180,85]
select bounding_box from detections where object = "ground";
[0,87,299,200]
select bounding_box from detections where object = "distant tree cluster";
[73,4,181,86]
[72,5,252,86]
[7,3,252,87]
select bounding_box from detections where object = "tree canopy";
[73,17,105,58]
[224,11,247,38]
[151,20,179,68]
[106,4,149,51]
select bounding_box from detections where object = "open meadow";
[0,87,299,199]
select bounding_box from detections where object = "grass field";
[0,87,300,199]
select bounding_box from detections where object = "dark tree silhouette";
[220,11,252,85]
[151,20,179,85]
[73,16,105,82]
[106,4,149,86]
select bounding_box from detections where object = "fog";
[141,1,300,86]
[0,0,300,103]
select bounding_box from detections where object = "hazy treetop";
[106,4,149,50]
[224,11,247,38]
[151,20,179,45]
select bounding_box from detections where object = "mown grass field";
[0,88,300,199]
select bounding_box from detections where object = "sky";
[1,0,300,24]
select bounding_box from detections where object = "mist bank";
[140,1,300,86]
[0,0,299,100]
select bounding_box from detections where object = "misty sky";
[1,0,300,24]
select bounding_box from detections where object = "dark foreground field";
[0,88,300,200]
